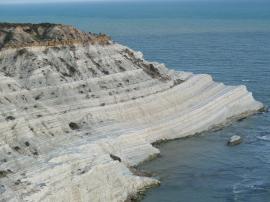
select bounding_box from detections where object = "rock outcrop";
[0,23,263,202]
[0,23,111,50]
[227,135,242,146]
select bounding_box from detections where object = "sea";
[0,1,270,202]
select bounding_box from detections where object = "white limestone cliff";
[0,23,263,202]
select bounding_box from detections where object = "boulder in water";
[227,135,242,146]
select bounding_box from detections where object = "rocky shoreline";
[0,23,263,202]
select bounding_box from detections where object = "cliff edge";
[0,23,111,49]
[0,23,263,202]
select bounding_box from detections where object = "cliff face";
[0,23,263,202]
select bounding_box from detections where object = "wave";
[257,135,270,141]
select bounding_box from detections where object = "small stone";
[227,135,242,146]
[110,154,121,162]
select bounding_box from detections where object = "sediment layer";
[0,23,111,50]
[0,23,263,202]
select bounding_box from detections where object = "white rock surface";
[228,135,242,145]
[0,25,263,202]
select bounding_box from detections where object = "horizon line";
[0,0,267,5]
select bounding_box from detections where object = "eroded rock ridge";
[0,23,263,202]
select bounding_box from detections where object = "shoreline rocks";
[227,135,242,146]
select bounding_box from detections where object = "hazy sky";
[1,0,164,3]
[0,0,258,4]
[0,0,179,3]
[1,0,157,3]
[0,0,261,4]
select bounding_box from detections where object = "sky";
[0,0,262,4]
[0,0,179,3]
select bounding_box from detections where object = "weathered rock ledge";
[0,23,263,202]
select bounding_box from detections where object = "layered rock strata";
[0,23,263,202]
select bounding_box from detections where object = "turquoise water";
[1,2,270,201]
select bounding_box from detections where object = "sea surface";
[1,1,270,202]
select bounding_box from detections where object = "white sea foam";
[257,135,270,141]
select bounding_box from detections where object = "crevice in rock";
[110,154,121,162]
[69,122,80,130]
